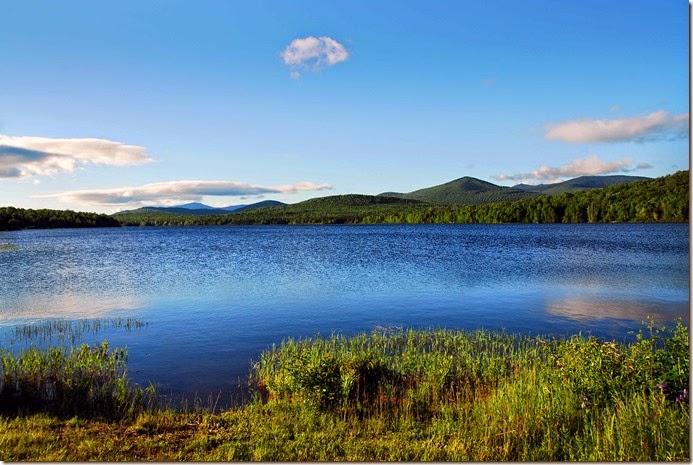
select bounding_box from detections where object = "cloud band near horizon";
[35,180,334,207]
[0,135,153,179]
[493,155,652,183]
[544,110,689,143]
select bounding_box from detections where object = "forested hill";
[378,174,650,204]
[0,207,120,231]
[513,174,651,195]
[112,170,689,226]
[379,176,536,205]
[1,171,687,230]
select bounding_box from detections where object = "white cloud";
[544,110,689,143]
[0,135,153,179]
[280,36,349,78]
[36,180,333,207]
[493,155,652,183]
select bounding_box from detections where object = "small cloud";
[0,135,153,179]
[544,111,689,143]
[36,180,333,207]
[280,35,349,78]
[609,105,619,113]
[482,77,497,87]
[493,155,651,183]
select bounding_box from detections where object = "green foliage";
[246,324,689,460]
[112,170,689,226]
[0,322,689,460]
[523,174,651,195]
[388,176,538,205]
[0,342,152,419]
[253,329,554,419]
[0,172,687,229]
[0,207,121,231]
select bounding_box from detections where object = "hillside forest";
[0,170,688,231]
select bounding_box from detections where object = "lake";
[0,223,688,406]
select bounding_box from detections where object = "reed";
[0,320,688,460]
[246,321,689,460]
[10,317,147,345]
[0,341,154,419]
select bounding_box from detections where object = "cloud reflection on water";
[0,294,144,325]
[545,295,689,324]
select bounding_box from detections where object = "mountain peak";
[174,202,215,210]
[378,175,534,205]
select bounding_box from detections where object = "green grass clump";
[248,322,689,460]
[0,341,153,419]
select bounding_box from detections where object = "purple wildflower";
[676,389,689,404]
[657,382,667,391]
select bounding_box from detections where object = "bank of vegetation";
[0,171,688,230]
[114,170,689,226]
[0,321,688,460]
[0,207,120,231]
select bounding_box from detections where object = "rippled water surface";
[0,223,688,401]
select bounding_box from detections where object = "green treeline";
[114,170,689,226]
[2,171,688,229]
[0,207,120,231]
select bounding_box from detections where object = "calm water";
[0,223,689,403]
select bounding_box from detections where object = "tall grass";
[0,341,154,419]
[248,321,689,460]
[0,320,688,460]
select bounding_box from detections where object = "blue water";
[0,223,688,403]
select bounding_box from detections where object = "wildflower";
[657,382,667,392]
[676,389,689,404]
[580,394,591,409]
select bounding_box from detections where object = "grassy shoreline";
[1,322,689,461]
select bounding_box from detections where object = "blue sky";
[0,0,688,213]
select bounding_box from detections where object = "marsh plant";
[10,317,147,346]
[1,318,152,419]
[249,321,689,460]
[0,341,154,419]
[0,320,688,460]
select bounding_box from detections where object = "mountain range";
[511,175,651,195]
[376,174,651,205]
[122,174,651,215]
[121,200,286,216]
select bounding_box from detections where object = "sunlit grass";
[0,341,155,419]
[0,320,689,461]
